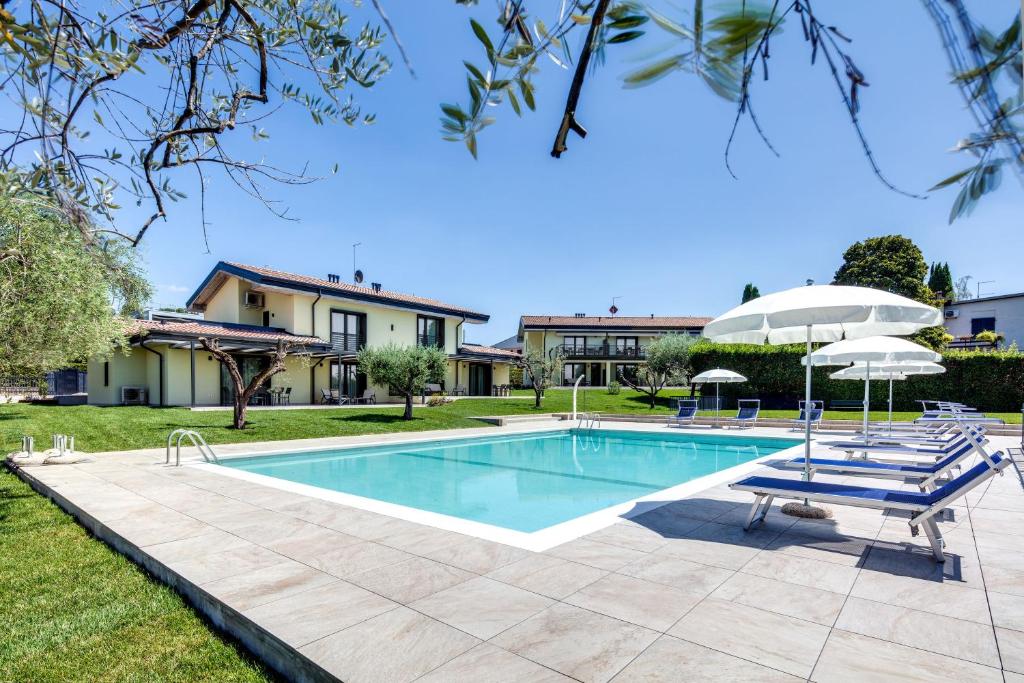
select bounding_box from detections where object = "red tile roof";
[219,262,488,320]
[458,343,520,359]
[520,315,712,329]
[129,319,327,345]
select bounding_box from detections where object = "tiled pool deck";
[11,422,1024,682]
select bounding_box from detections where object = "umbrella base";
[781,502,832,520]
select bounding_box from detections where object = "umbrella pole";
[888,378,894,434]
[715,382,720,428]
[863,361,871,444]
[804,326,812,490]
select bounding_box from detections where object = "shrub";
[974,330,1003,345]
[607,380,621,395]
[688,340,1024,411]
[426,393,452,407]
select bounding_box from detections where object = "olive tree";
[619,333,696,408]
[0,195,150,376]
[515,348,564,408]
[357,344,448,419]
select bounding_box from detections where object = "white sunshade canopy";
[702,285,943,344]
[804,336,942,366]
[691,368,747,383]
[830,361,946,380]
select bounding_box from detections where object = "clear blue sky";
[132,1,1021,345]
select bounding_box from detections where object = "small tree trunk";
[404,393,414,419]
[233,395,247,430]
[534,388,542,408]
[649,389,657,409]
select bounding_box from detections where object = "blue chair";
[668,399,698,427]
[789,400,823,431]
[726,399,760,429]
[732,453,1009,561]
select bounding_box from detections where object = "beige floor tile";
[619,553,734,594]
[765,531,873,567]
[409,576,553,640]
[376,525,464,556]
[141,528,250,559]
[260,523,362,558]
[610,634,801,682]
[564,573,703,632]
[545,538,648,571]
[997,627,1024,674]
[584,522,670,553]
[811,629,1003,682]
[669,597,829,678]
[655,522,775,570]
[742,550,859,594]
[486,555,607,600]
[712,572,846,626]
[299,607,479,683]
[423,537,528,574]
[851,568,993,624]
[169,542,284,585]
[243,580,398,647]
[107,511,212,547]
[296,540,412,578]
[983,564,1024,597]
[835,596,1000,667]
[491,603,658,683]
[201,559,337,611]
[417,643,573,682]
[623,505,708,536]
[346,556,474,603]
[969,508,1024,537]
[989,591,1024,631]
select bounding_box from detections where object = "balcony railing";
[331,332,366,354]
[556,343,646,359]
[417,334,444,349]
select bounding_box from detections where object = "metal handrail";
[166,429,219,466]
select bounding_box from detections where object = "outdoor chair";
[826,426,988,460]
[725,399,760,429]
[452,385,467,396]
[282,387,291,405]
[320,388,332,404]
[789,400,823,431]
[353,389,376,405]
[783,439,980,491]
[668,399,698,427]
[732,453,1010,562]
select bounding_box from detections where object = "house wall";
[204,278,240,323]
[87,351,148,405]
[944,297,1024,348]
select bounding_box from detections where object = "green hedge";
[688,341,1024,412]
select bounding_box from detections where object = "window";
[417,315,445,348]
[331,309,366,353]
[615,337,639,357]
[103,361,109,387]
[563,363,587,385]
[563,336,587,353]
[614,364,639,384]
[971,317,996,335]
[262,310,271,327]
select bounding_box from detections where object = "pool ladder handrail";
[166,429,219,466]
[576,411,602,432]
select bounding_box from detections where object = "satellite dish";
[354,270,364,284]
[609,304,618,315]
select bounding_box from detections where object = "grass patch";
[1,389,1018,453]
[0,468,274,681]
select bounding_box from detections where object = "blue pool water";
[221,430,801,532]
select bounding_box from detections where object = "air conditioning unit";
[243,290,265,308]
[944,309,959,319]
[121,386,147,405]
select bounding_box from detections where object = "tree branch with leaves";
[515,348,564,408]
[618,333,695,408]
[199,337,299,429]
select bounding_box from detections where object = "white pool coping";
[193,424,807,552]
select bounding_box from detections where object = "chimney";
[371,282,382,293]
[574,312,586,318]
[327,273,339,283]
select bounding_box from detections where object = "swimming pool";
[218,429,800,535]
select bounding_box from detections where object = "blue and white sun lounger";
[731,453,1009,561]
[784,439,977,491]
[789,400,823,431]
[668,399,698,427]
[726,399,760,429]
[826,427,987,460]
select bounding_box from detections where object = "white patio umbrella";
[830,360,945,432]
[805,336,942,441]
[703,285,942,509]
[691,368,747,427]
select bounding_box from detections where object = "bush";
[607,380,621,395]
[974,330,1003,345]
[426,393,452,407]
[688,340,1024,412]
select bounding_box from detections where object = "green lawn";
[2,389,1018,453]
[0,469,274,681]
